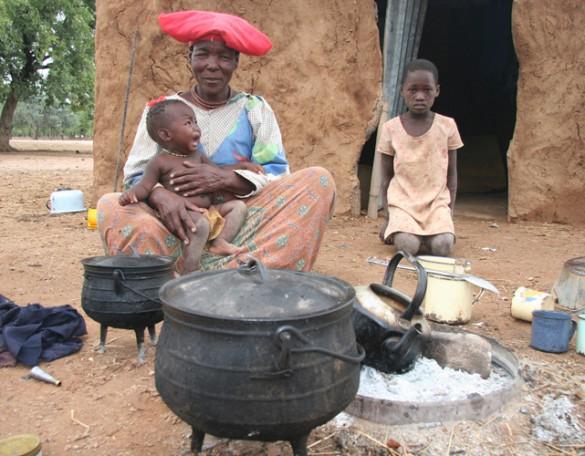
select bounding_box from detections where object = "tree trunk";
[0,87,19,151]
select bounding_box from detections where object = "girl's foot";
[208,239,239,256]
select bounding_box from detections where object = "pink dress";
[377,113,463,240]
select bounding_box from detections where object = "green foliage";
[0,0,95,121]
[12,97,93,138]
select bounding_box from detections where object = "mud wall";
[508,0,585,224]
[93,0,382,213]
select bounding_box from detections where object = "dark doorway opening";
[358,0,518,216]
[418,0,518,200]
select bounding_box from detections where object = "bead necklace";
[190,85,232,110]
[164,149,189,158]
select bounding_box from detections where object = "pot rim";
[159,269,356,322]
[81,255,176,274]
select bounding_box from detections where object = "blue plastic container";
[530,310,576,353]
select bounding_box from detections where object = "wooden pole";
[367,103,389,218]
[113,30,140,192]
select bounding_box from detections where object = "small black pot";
[81,255,175,361]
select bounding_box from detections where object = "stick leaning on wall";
[113,30,140,192]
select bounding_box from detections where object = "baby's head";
[401,59,440,115]
[146,98,201,155]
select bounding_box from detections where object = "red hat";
[158,10,272,56]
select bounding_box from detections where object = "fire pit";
[346,331,521,424]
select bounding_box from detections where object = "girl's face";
[190,40,239,99]
[401,70,440,115]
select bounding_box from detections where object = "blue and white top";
[123,91,290,196]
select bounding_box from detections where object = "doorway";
[418,0,518,200]
[359,0,518,216]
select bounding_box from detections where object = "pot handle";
[112,269,160,304]
[377,250,428,321]
[238,257,269,283]
[251,325,365,380]
[472,287,486,305]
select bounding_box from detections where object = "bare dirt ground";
[1,143,584,455]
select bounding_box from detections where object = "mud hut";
[93,0,585,223]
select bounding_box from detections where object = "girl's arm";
[447,150,458,214]
[379,153,395,242]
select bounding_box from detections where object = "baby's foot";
[209,239,239,256]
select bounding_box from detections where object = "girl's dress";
[97,92,335,273]
[377,113,463,242]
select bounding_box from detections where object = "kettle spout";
[382,323,423,361]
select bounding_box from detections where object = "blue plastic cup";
[530,310,577,353]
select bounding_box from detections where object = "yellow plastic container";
[87,208,97,230]
[511,287,555,322]
[0,434,42,456]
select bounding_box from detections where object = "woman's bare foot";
[208,238,239,256]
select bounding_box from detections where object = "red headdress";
[158,10,272,56]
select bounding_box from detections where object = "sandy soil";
[0,145,584,455]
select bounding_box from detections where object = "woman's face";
[401,70,440,115]
[190,40,239,99]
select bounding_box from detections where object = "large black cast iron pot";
[156,259,364,456]
[81,255,175,362]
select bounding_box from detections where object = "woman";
[97,10,336,273]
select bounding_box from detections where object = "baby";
[119,98,258,272]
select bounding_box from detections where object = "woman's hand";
[148,187,204,244]
[168,162,228,197]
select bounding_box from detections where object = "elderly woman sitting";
[96,10,336,273]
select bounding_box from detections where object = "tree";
[0,0,95,151]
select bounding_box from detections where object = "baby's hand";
[119,189,139,206]
[238,162,265,174]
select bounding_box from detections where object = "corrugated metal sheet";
[367,0,428,217]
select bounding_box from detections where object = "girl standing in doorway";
[378,59,463,256]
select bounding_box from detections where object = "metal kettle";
[352,251,428,373]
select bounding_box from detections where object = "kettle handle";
[379,250,427,321]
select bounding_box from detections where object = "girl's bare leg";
[393,232,422,256]
[208,200,247,256]
[183,212,210,273]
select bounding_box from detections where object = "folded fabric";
[158,10,272,56]
[0,295,87,366]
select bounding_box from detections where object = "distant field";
[9,137,93,153]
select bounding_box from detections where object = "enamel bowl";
[48,189,86,214]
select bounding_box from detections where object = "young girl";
[378,59,463,256]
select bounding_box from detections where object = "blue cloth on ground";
[0,294,87,366]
